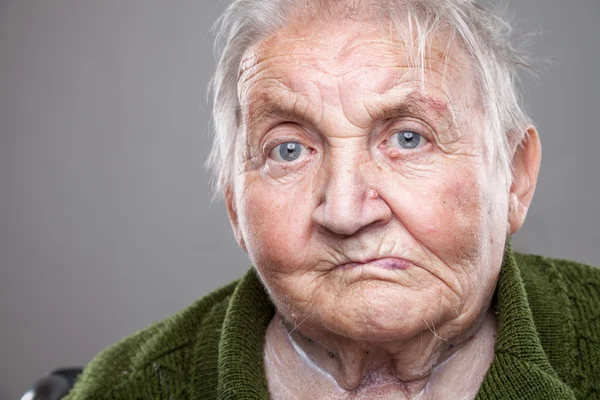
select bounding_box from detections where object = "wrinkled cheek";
[237,182,321,317]
[403,175,487,266]
[237,179,314,278]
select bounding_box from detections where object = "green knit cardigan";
[65,246,600,399]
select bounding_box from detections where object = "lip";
[337,257,412,271]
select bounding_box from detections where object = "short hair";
[207,0,535,197]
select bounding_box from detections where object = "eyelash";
[265,135,303,153]
[381,119,432,143]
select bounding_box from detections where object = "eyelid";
[260,123,313,154]
[383,118,433,140]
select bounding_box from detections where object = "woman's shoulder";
[514,252,600,397]
[64,278,241,400]
[515,251,600,337]
[515,251,600,304]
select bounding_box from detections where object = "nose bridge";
[326,147,367,208]
[313,144,381,236]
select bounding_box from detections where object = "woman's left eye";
[387,130,429,150]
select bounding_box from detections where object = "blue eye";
[389,131,427,150]
[272,141,304,162]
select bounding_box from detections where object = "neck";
[265,309,497,399]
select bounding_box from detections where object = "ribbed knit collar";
[211,243,576,399]
[475,243,575,399]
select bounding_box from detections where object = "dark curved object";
[21,367,83,400]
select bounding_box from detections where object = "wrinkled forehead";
[241,22,407,76]
[238,16,481,124]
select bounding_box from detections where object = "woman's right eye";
[269,141,307,162]
[387,130,429,150]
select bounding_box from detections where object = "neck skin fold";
[264,307,497,399]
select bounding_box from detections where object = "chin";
[306,280,448,342]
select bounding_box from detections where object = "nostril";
[312,192,392,237]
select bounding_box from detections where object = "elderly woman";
[65,0,599,399]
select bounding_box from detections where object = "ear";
[225,185,247,252]
[508,126,542,235]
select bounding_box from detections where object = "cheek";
[390,167,488,264]
[237,177,315,276]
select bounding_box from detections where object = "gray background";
[0,0,598,397]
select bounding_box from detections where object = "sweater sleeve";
[553,257,600,399]
[64,279,238,400]
[517,252,600,399]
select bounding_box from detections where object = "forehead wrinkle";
[242,27,408,81]
[385,54,472,93]
[377,56,479,115]
[334,43,475,104]
[238,21,482,147]
[336,59,474,134]
[336,34,403,64]
[241,51,405,85]
[240,27,472,92]
[332,22,472,85]
[239,53,323,85]
[242,77,323,136]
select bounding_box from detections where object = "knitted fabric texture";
[65,245,600,399]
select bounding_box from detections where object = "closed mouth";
[337,257,412,271]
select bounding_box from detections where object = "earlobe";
[508,126,542,235]
[225,186,247,252]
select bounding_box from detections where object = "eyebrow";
[243,88,457,136]
[369,91,456,129]
[243,91,318,134]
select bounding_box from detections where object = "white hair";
[207,0,535,197]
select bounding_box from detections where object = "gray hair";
[207,0,535,197]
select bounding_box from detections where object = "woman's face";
[228,19,515,342]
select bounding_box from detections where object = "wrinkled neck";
[265,309,497,399]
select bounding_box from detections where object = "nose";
[312,157,392,237]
